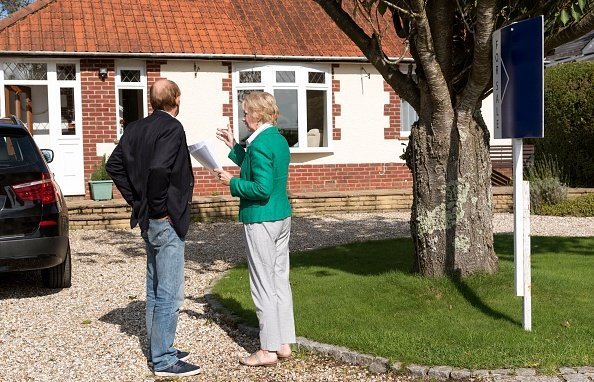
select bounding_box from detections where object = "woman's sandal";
[239,351,277,367]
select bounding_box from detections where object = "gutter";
[0,50,415,64]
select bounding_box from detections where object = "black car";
[0,116,71,288]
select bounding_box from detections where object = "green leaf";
[571,4,582,21]
[578,0,586,11]
[559,9,570,25]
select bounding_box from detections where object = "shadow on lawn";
[290,238,414,276]
[495,234,594,258]
[450,275,521,325]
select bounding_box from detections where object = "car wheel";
[42,244,72,288]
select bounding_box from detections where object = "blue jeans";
[142,219,185,371]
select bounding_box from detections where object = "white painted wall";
[288,63,408,165]
[482,93,511,145]
[162,61,408,169]
[161,60,232,168]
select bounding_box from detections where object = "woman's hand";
[214,169,233,186]
[216,124,236,149]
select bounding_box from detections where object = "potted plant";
[89,154,113,201]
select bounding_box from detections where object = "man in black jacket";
[106,79,200,377]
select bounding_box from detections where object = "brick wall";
[68,187,594,230]
[331,64,342,140]
[81,59,116,198]
[190,163,413,197]
[72,187,582,230]
[384,81,401,139]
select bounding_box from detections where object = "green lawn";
[212,235,594,372]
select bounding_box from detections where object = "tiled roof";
[547,30,594,62]
[0,0,406,60]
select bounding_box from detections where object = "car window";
[0,129,45,172]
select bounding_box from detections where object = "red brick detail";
[190,163,412,197]
[221,62,233,128]
[331,64,341,140]
[384,81,401,139]
[80,59,116,198]
[146,60,166,113]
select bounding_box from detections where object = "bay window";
[233,63,332,151]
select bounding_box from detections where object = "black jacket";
[106,110,194,238]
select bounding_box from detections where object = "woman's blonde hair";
[242,91,279,125]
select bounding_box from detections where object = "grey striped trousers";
[243,217,296,351]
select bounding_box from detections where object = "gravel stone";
[1,212,593,381]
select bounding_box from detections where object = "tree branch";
[545,9,594,54]
[312,0,420,109]
[458,0,497,112]
[427,0,455,86]
[408,0,452,113]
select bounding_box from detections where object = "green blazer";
[228,127,292,223]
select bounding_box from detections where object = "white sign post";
[523,181,532,331]
[512,139,524,297]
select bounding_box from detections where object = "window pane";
[306,90,326,147]
[57,64,76,80]
[308,71,325,84]
[400,100,418,135]
[119,89,144,135]
[239,71,261,83]
[276,71,295,83]
[274,89,299,147]
[120,70,141,83]
[5,85,49,135]
[237,89,263,144]
[3,63,47,80]
[60,88,76,135]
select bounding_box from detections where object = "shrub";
[90,154,111,181]
[525,155,567,213]
[537,193,594,217]
[534,62,594,187]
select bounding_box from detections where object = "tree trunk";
[409,107,499,277]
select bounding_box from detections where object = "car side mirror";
[41,149,54,163]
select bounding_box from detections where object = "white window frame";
[232,62,333,153]
[400,99,418,138]
[114,61,147,138]
[0,59,82,139]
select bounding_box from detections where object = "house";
[0,0,498,198]
[545,30,594,66]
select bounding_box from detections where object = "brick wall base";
[67,187,594,230]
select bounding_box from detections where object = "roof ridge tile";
[0,0,57,31]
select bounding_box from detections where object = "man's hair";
[150,79,181,111]
[242,91,279,125]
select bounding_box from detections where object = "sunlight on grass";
[213,235,594,372]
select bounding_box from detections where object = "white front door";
[47,65,84,195]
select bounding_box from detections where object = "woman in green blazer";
[215,92,295,367]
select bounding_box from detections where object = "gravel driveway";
[1,212,592,382]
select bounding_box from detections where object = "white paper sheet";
[188,139,222,171]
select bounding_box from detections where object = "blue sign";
[493,16,544,139]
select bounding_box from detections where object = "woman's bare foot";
[239,349,278,367]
